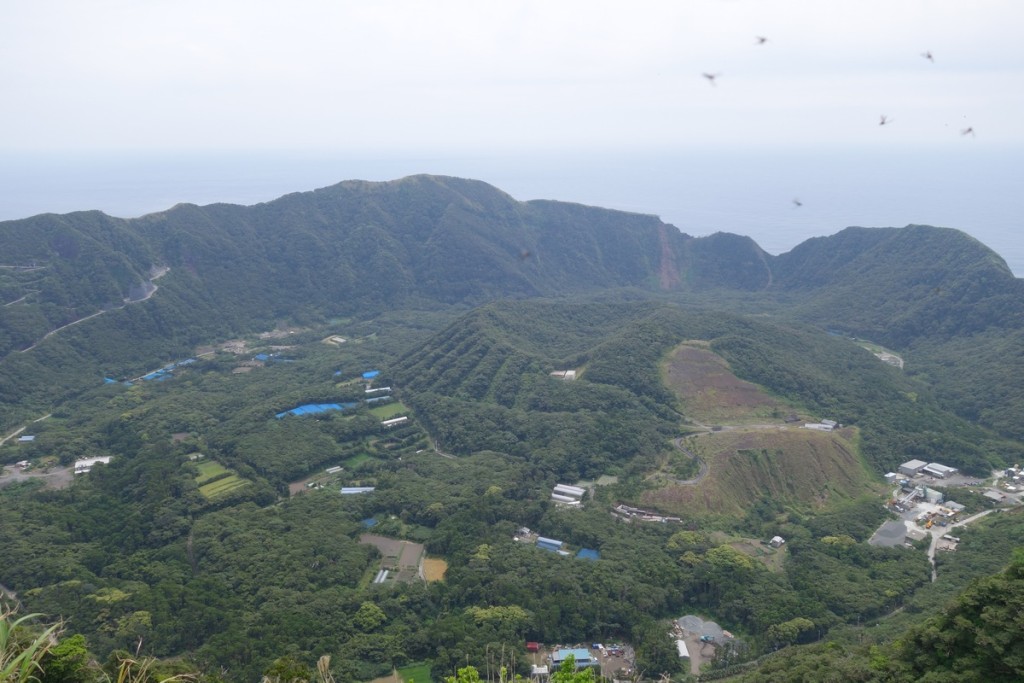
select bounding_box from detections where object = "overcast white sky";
[3,0,1022,154]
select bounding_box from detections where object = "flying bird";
[702,72,721,86]
[961,127,975,137]
[755,36,769,45]
[879,115,892,126]
[921,51,934,62]
[792,198,803,208]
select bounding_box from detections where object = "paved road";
[15,267,169,354]
[926,509,995,582]
[667,437,709,485]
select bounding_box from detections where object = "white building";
[74,456,112,474]
[553,484,586,499]
[899,459,929,477]
[922,463,958,479]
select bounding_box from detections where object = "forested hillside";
[4,177,1024,443]
[397,301,1020,477]
[3,176,1024,683]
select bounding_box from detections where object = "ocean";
[2,148,1021,276]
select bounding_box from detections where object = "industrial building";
[899,459,929,477]
[922,463,958,479]
[551,648,597,669]
[536,536,565,552]
[552,483,586,507]
[74,456,112,474]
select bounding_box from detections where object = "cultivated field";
[422,558,448,582]
[199,476,250,499]
[369,401,408,419]
[360,533,426,583]
[194,461,230,484]
[662,342,792,425]
[194,460,250,500]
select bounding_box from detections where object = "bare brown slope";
[643,342,877,517]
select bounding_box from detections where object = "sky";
[3,0,1022,153]
[1,1,1022,269]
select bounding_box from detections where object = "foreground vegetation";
[2,299,1021,682]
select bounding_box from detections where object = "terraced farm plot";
[195,461,231,484]
[193,460,251,500]
[360,533,425,583]
[369,401,408,419]
[199,475,250,499]
[663,342,791,425]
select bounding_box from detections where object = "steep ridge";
[395,301,1017,477]
[2,177,1023,443]
[771,225,1024,345]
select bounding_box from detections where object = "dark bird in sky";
[518,249,532,261]
[879,115,892,126]
[792,198,803,208]
[755,36,769,45]
[921,51,934,62]
[702,72,721,86]
[961,127,975,137]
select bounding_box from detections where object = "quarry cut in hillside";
[646,341,877,516]
[641,428,875,517]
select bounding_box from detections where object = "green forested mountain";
[3,176,1024,438]
[3,176,1024,683]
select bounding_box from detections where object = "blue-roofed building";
[254,353,270,362]
[341,487,375,495]
[275,402,356,419]
[361,518,379,527]
[551,649,597,669]
[103,377,118,384]
[576,548,600,561]
[362,370,381,380]
[537,537,564,553]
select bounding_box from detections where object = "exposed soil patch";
[663,343,788,424]
[0,464,74,490]
[422,557,448,582]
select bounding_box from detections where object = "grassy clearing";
[344,453,374,468]
[397,663,433,683]
[662,342,791,425]
[369,401,408,419]
[199,475,249,500]
[194,461,230,484]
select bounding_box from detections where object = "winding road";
[668,437,710,485]
[926,509,995,582]
[12,266,169,355]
